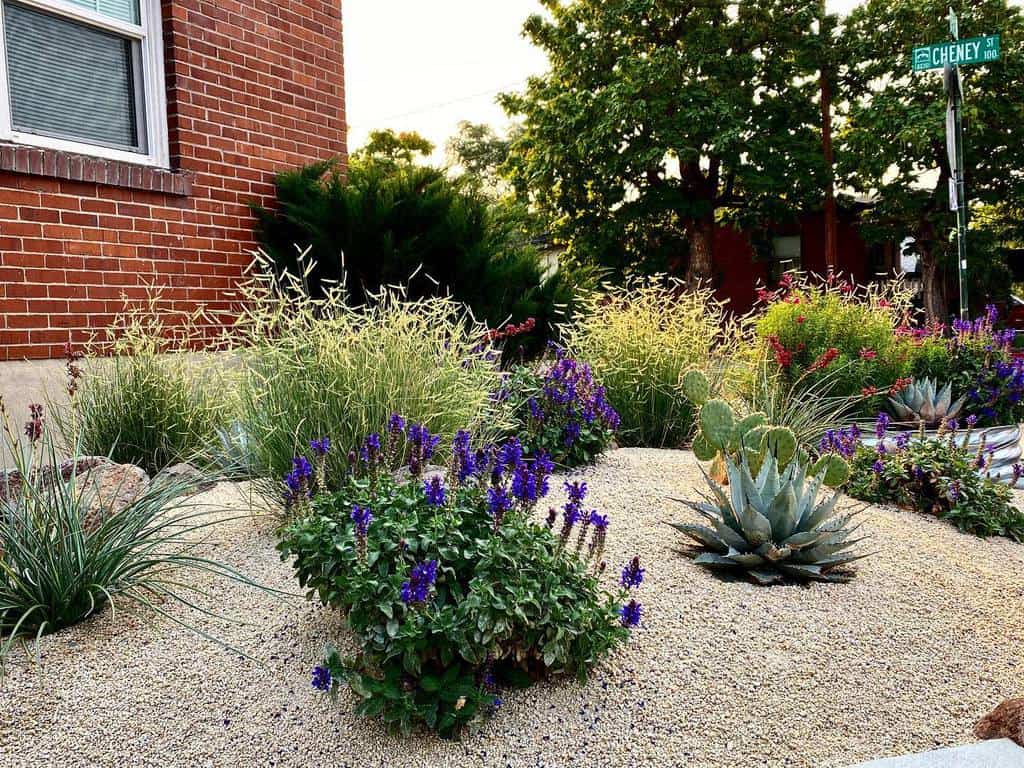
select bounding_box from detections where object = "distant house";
[711,205,900,315]
[0,0,346,360]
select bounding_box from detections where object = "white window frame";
[0,0,169,167]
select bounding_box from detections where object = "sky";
[342,0,866,163]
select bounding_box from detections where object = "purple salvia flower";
[620,556,645,589]
[619,600,643,627]
[424,476,446,507]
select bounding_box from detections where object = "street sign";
[913,35,1000,71]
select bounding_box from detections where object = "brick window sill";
[0,143,192,196]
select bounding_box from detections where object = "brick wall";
[0,0,346,360]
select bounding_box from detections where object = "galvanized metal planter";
[860,423,1023,487]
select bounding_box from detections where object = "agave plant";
[669,454,865,585]
[888,378,966,429]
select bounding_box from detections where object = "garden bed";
[3,448,1023,768]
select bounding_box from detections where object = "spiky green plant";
[669,454,866,585]
[887,378,966,428]
[0,400,269,664]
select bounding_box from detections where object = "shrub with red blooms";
[750,273,914,412]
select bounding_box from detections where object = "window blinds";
[4,1,143,151]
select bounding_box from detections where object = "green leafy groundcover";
[844,414,1024,542]
[277,416,643,737]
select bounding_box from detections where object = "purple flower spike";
[400,559,438,605]
[424,476,446,506]
[311,665,332,691]
[620,556,645,589]
[619,600,643,627]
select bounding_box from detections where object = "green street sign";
[912,35,1001,71]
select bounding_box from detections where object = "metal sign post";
[911,9,1001,320]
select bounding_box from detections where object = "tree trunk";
[685,213,715,288]
[918,243,947,322]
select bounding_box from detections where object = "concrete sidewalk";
[852,739,1024,767]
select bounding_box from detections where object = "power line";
[347,78,528,127]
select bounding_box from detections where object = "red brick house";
[0,0,346,360]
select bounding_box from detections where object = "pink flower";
[859,348,877,361]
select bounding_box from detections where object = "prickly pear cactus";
[810,453,851,487]
[699,399,734,449]
[692,432,717,462]
[761,426,797,466]
[681,369,711,406]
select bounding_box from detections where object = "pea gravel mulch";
[2,448,1023,768]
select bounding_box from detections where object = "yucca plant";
[669,454,866,585]
[1,399,267,663]
[887,377,966,428]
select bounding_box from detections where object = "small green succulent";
[888,378,966,429]
[669,454,866,585]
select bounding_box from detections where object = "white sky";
[341,0,935,162]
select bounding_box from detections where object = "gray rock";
[390,463,447,486]
[153,462,216,493]
[0,456,150,533]
[850,739,1024,768]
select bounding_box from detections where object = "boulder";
[153,462,216,493]
[975,698,1024,747]
[390,463,447,486]
[0,456,150,533]
[76,462,151,533]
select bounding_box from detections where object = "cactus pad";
[681,369,711,405]
[760,426,797,466]
[700,399,735,449]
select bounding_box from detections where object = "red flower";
[766,335,793,368]
[796,315,806,324]
[756,288,775,304]
[889,377,913,395]
[808,347,839,372]
[877,299,891,308]
[861,386,878,397]
[859,348,877,361]
[785,295,801,305]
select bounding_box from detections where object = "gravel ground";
[2,448,1023,768]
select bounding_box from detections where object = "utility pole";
[947,9,970,321]
[820,3,837,273]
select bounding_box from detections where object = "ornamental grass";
[52,296,236,477]
[231,258,507,494]
[559,275,736,448]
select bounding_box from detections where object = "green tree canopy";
[500,0,830,282]
[350,129,435,170]
[838,0,1024,318]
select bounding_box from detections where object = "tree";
[350,129,434,169]
[838,0,1024,319]
[445,121,521,194]
[499,0,829,283]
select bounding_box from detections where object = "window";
[770,235,802,282]
[0,0,168,166]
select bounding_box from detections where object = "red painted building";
[0,0,346,360]
[709,207,894,315]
